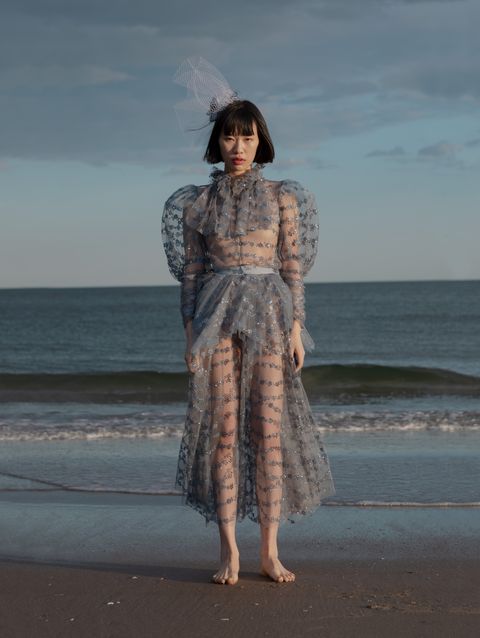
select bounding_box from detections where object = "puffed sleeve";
[161,184,208,328]
[277,179,319,330]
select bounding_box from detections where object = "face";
[218,120,260,175]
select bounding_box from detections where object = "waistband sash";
[212,265,279,275]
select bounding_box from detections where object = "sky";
[0,0,479,288]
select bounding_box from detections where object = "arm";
[181,215,207,330]
[161,183,207,364]
[278,190,306,332]
[278,189,306,371]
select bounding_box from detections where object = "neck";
[224,163,254,177]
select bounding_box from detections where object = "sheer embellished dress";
[161,164,335,527]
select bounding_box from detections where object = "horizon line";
[1,277,479,291]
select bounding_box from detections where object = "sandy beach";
[1,491,479,637]
[2,556,479,638]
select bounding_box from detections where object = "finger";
[291,355,298,371]
[185,354,195,373]
[294,351,304,372]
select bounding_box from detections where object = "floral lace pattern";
[161,165,335,526]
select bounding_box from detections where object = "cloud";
[363,137,477,169]
[279,80,379,104]
[0,0,478,165]
[415,139,470,169]
[365,145,406,157]
[465,137,480,148]
[383,62,480,101]
[305,0,464,22]
[417,141,462,158]
[0,65,132,89]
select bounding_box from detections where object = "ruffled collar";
[184,163,272,238]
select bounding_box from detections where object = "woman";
[162,96,336,585]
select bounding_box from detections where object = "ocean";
[1,280,479,507]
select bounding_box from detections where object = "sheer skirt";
[175,329,336,527]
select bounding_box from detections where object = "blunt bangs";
[222,109,256,137]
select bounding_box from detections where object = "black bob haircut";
[203,100,275,165]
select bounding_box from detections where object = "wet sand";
[1,491,479,637]
[1,557,479,637]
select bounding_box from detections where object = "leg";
[210,335,241,584]
[251,345,295,583]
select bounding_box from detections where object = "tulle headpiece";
[173,56,240,132]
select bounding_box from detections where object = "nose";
[232,138,245,152]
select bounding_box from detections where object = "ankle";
[260,548,279,560]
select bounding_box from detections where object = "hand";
[289,322,305,373]
[184,345,199,374]
[184,321,198,374]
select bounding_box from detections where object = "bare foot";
[212,549,240,585]
[260,556,295,583]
